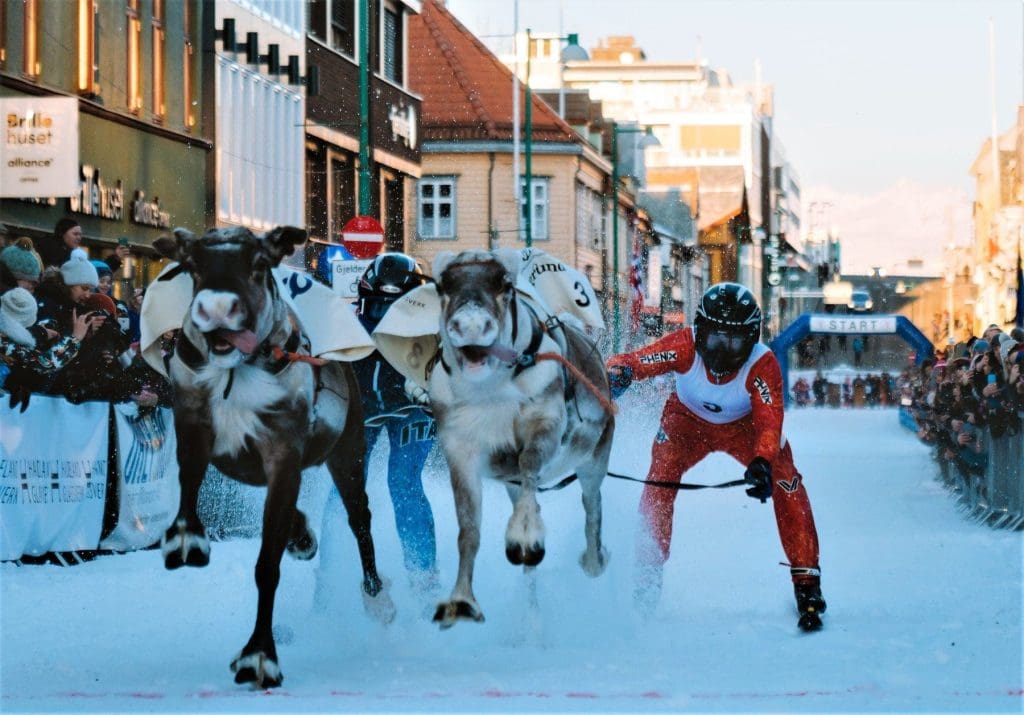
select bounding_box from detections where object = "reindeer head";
[154,225,306,367]
[433,250,519,382]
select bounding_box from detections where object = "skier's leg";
[314,423,382,610]
[635,409,710,611]
[384,410,438,590]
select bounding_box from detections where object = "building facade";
[1,0,209,291]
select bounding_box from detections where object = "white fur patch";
[160,518,210,561]
[230,650,281,685]
[198,363,295,457]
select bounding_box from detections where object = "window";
[329,153,355,242]
[520,178,549,241]
[310,0,355,58]
[381,3,402,83]
[23,0,40,78]
[127,0,143,113]
[183,0,195,129]
[417,177,456,239]
[77,0,100,95]
[152,0,165,120]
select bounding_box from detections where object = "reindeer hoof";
[231,650,283,689]
[579,546,610,577]
[506,542,545,567]
[433,599,485,629]
[161,519,210,570]
[286,527,318,561]
[362,578,396,625]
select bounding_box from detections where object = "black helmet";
[357,253,425,323]
[694,282,762,376]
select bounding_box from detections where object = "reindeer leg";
[162,409,212,570]
[230,448,300,689]
[577,419,613,577]
[285,508,318,561]
[326,445,395,624]
[505,424,558,567]
[434,462,484,628]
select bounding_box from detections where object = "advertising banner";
[100,405,180,552]
[0,96,80,198]
[0,396,107,560]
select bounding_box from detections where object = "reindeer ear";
[492,248,521,284]
[154,227,196,261]
[262,226,308,265]
[432,251,457,280]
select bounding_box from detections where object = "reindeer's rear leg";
[577,418,614,577]
[286,509,318,560]
[162,412,213,570]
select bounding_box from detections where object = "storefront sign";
[1,96,80,198]
[69,164,124,220]
[809,315,898,334]
[130,190,171,228]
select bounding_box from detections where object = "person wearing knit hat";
[0,243,42,291]
[61,254,99,290]
[90,259,114,296]
[0,287,39,347]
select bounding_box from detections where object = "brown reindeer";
[428,250,615,628]
[152,226,393,688]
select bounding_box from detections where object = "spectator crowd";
[0,219,170,413]
[901,324,1024,488]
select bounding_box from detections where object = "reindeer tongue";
[220,329,258,354]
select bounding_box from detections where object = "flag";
[629,237,645,334]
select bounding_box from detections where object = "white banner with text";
[0,396,107,560]
[100,405,180,552]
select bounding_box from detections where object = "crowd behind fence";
[897,325,1024,530]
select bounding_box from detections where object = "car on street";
[848,289,873,312]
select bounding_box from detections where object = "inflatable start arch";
[768,313,933,406]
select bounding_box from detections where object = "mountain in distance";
[801,180,972,276]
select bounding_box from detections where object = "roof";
[408,0,577,144]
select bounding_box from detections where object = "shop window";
[183,0,195,130]
[329,153,355,242]
[23,0,40,78]
[77,0,100,96]
[381,3,402,84]
[519,178,549,241]
[152,0,165,121]
[417,177,456,240]
[127,0,143,113]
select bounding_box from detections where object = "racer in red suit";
[607,282,826,631]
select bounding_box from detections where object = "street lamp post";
[358,0,371,215]
[522,31,588,248]
[609,121,659,352]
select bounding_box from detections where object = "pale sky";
[448,0,1024,196]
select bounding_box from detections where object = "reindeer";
[151,226,392,688]
[428,250,615,628]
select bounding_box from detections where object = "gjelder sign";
[1,97,79,198]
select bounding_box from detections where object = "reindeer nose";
[225,297,241,319]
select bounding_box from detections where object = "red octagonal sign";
[341,216,385,259]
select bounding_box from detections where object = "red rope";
[271,346,328,366]
[536,352,617,415]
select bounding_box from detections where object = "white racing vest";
[675,340,770,424]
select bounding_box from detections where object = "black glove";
[607,365,633,399]
[744,457,773,503]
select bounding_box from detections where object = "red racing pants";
[638,395,821,583]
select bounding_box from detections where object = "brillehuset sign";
[0,96,79,198]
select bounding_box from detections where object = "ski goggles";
[704,330,748,352]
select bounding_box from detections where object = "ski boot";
[794,579,827,632]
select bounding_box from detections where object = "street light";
[522,31,588,246]
[610,121,660,351]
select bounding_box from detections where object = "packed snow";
[2,383,1022,712]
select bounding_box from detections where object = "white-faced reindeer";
[428,250,615,627]
[152,226,392,688]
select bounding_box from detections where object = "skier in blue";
[316,253,440,604]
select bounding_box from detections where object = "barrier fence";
[899,405,1024,530]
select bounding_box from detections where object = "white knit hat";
[0,287,38,347]
[60,254,99,288]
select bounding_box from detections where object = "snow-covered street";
[2,397,1021,712]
